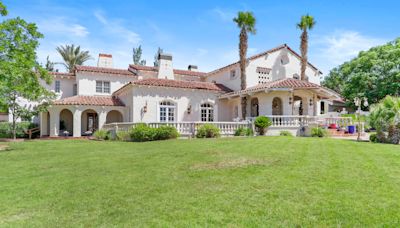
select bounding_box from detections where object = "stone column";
[73,108,82,137]
[49,108,60,137]
[98,109,107,130]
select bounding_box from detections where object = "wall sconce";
[289,97,292,105]
[143,101,148,113]
[187,104,192,114]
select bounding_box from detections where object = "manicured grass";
[0,137,399,227]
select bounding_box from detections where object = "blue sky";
[3,0,400,75]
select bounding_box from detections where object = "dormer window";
[230,69,236,79]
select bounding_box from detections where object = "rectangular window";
[230,69,236,79]
[55,80,60,93]
[96,81,110,93]
[73,84,77,95]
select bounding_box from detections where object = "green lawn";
[1,137,399,227]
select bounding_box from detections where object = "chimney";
[188,65,198,72]
[97,53,113,68]
[157,53,174,80]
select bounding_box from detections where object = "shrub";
[129,124,179,142]
[254,116,272,135]
[0,121,38,138]
[93,129,110,140]
[311,127,328,137]
[129,123,157,142]
[116,131,131,141]
[196,124,220,138]
[234,127,253,136]
[369,133,378,143]
[387,123,400,145]
[280,131,293,136]
[155,125,179,140]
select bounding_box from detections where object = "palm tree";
[297,14,316,81]
[56,44,92,73]
[233,11,256,119]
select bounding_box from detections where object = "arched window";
[201,103,214,122]
[159,101,176,122]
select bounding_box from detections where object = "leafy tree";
[297,14,316,81]
[153,47,163,67]
[56,44,92,73]
[323,38,400,108]
[132,45,146,65]
[0,1,7,16]
[0,17,55,139]
[45,55,55,72]
[233,11,256,119]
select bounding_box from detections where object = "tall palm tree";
[233,11,256,119]
[56,44,92,73]
[297,14,316,81]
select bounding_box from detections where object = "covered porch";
[40,95,127,137]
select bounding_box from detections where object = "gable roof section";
[53,95,125,106]
[207,44,322,76]
[114,78,232,95]
[128,65,207,77]
[220,78,340,98]
[75,65,135,76]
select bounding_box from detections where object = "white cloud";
[38,17,89,37]
[94,10,141,45]
[315,30,387,65]
[212,7,235,22]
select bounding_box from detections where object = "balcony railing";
[102,121,253,137]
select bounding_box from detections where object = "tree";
[297,14,316,81]
[153,47,163,67]
[56,44,92,73]
[0,1,7,16]
[0,17,55,139]
[45,55,55,72]
[233,11,256,119]
[323,38,400,108]
[132,45,146,65]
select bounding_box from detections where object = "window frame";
[230,69,236,80]
[96,81,111,94]
[158,101,176,122]
[200,103,214,122]
[55,80,61,93]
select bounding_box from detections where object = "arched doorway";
[251,98,259,117]
[81,109,98,134]
[106,110,123,123]
[272,97,283,115]
[293,96,303,116]
[59,109,73,136]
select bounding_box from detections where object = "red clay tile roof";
[114,78,232,95]
[207,44,322,76]
[75,65,135,76]
[128,65,207,77]
[99,53,112,57]
[53,95,125,106]
[221,78,340,98]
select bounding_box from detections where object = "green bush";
[311,127,328,137]
[0,121,38,138]
[155,125,179,140]
[254,116,272,135]
[369,133,378,143]
[116,131,131,141]
[93,129,110,140]
[196,124,220,138]
[129,124,179,142]
[234,127,253,136]
[280,131,293,136]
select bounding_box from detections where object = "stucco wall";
[40,76,76,99]
[76,72,135,96]
[130,87,221,123]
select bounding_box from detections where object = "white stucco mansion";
[39,44,342,137]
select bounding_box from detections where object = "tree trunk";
[300,29,308,81]
[239,28,248,120]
